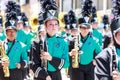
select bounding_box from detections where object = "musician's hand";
[93,59,96,66]
[70,49,77,56]
[29,69,34,76]
[46,75,51,80]
[2,60,9,67]
[16,63,21,69]
[40,52,52,61]
[112,70,120,80]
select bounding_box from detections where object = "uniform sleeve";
[61,40,70,68]
[99,32,103,47]
[94,49,112,80]
[26,34,31,51]
[26,32,35,50]
[20,45,29,69]
[30,41,49,79]
[95,39,102,54]
[49,40,70,70]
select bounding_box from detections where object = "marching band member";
[94,17,120,80]
[30,16,69,80]
[3,1,29,80]
[30,1,69,80]
[95,1,120,80]
[3,18,28,80]
[69,0,102,80]
[95,5,120,80]
[101,15,112,49]
[91,6,103,47]
[69,22,102,80]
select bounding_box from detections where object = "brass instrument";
[0,41,10,77]
[29,14,39,32]
[40,37,48,71]
[72,35,80,68]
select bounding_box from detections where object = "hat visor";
[6,26,17,31]
[44,17,59,24]
[114,27,120,34]
[17,21,23,23]
[71,28,78,30]
[79,24,90,29]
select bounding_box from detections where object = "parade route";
[61,69,70,80]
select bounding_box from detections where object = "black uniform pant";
[0,68,23,80]
[0,69,6,80]
[34,70,62,80]
[48,70,62,80]
[69,62,94,80]
[7,69,23,80]
[21,68,28,79]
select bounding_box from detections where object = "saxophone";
[40,36,48,71]
[0,41,10,77]
[72,34,80,68]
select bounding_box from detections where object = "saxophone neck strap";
[6,40,15,55]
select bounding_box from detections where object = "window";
[62,0,72,12]
[98,0,103,10]
[107,0,112,9]
[75,0,82,9]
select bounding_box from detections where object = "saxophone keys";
[79,51,83,54]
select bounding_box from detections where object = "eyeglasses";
[48,23,59,27]
[80,27,89,30]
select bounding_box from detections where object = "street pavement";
[24,69,70,80]
[61,69,70,80]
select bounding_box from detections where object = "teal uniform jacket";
[47,35,70,71]
[26,31,35,50]
[16,30,29,50]
[0,30,6,41]
[92,29,103,46]
[116,48,120,72]
[30,34,70,79]
[4,40,29,69]
[61,31,66,36]
[80,34,102,65]
[61,31,71,39]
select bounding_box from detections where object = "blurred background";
[0,0,113,31]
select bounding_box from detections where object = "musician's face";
[65,29,71,34]
[114,32,120,45]
[6,29,16,41]
[45,20,59,37]
[92,22,98,29]
[16,22,23,30]
[38,31,46,38]
[71,29,78,36]
[79,27,90,37]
